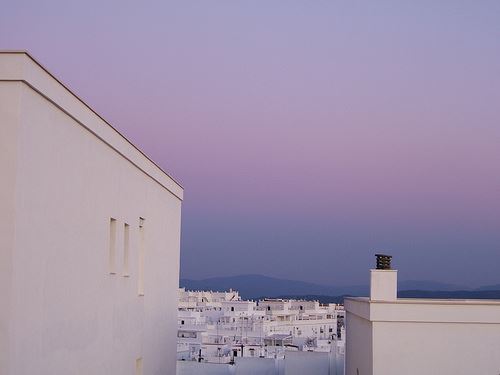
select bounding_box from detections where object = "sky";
[1,1,499,287]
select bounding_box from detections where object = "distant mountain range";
[476,284,500,291]
[180,274,366,300]
[180,274,500,300]
[398,290,500,299]
[260,290,500,304]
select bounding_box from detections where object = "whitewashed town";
[176,288,345,373]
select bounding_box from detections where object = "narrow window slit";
[109,218,117,274]
[123,223,130,276]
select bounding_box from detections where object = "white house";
[345,258,500,375]
[0,51,183,375]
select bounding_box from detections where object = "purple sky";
[2,1,499,287]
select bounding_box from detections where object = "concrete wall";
[0,52,182,375]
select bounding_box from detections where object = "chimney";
[370,254,397,301]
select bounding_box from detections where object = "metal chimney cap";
[375,254,392,270]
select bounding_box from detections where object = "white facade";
[0,52,183,375]
[345,268,500,375]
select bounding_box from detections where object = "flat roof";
[345,296,500,305]
[345,297,500,324]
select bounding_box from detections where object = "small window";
[109,218,117,274]
[136,357,143,375]
[231,307,234,312]
[181,320,184,325]
[138,217,145,296]
[123,223,130,276]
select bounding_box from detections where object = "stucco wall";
[1,53,182,375]
[284,351,331,375]
[0,81,22,375]
[345,311,372,375]
[373,321,500,375]
[177,362,235,375]
[235,357,280,375]
[176,353,341,375]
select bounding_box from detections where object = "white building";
[177,289,345,374]
[257,299,340,342]
[345,259,500,375]
[178,288,241,309]
[0,51,183,375]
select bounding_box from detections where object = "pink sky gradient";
[1,1,499,286]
